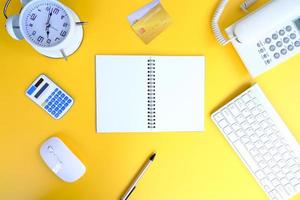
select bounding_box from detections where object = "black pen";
[121,153,156,200]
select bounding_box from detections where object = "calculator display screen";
[34,83,49,98]
[294,18,300,30]
[35,78,44,87]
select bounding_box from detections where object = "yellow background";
[0,0,300,199]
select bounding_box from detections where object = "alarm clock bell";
[4,0,85,60]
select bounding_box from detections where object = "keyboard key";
[234,140,259,171]
[58,91,62,95]
[222,108,235,124]
[256,170,265,179]
[228,104,239,117]
[223,126,233,135]
[67,99,72,104]
[213,112,224,122]
[218,119,228,129]
[228,133,238,142]
[61,93,65,98]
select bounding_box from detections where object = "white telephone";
[212,0,300,77]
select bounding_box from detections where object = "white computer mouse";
[40,137,86,183]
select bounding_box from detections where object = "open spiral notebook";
[96,55,205,133]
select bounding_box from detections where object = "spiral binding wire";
[147,58,156,129]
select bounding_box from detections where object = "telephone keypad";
[257,22,300,65]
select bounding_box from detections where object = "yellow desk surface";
[1,0,300,199]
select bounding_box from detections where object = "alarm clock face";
[20,0,71,48]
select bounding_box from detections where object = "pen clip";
[124,186,136,200]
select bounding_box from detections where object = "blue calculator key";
[64,103,69,107]
[54,107,59,111]
[45,99,49,103]
[54,94,59,98]
[58,97,62,102]
[54,88,58,92]
[58,110,62,115]
[64,96,68,100]
[54,101,59,105]
[27,85,36,95]
[48,102,53,106]
[61,93,65,98]
[48,108,52,112]
[51,104,55,108]
[51,98,55,102]
[61,106,66,111]
[55,114,59,118]
[67,99,72,103]
[61,100,66,104]
[45,105,49,109]
[58,91,62,95]
[58,103,62,108]
[51,111,56,115]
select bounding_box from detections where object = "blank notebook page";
[96,55,205,133]
[154,56,204,132]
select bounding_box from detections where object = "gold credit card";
[131,3,171,44]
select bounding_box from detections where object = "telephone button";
[283,37,290,44]
[274,53,280,59]
[290,33,297,40]
[288,45,294,51]
[279,30,285,36]
[272,34,278,40]
[265,38,272,44]
[280,49,287,55]
[276,41,283,48]
[269,45,276,52]
[294,41,300,47]
[286,26,292,32]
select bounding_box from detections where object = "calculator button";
[58,91,62,95]
[51,111,56,115]
[57,97,62,102]
[61,106,66,111]
[58,110,62,115]
[58,103,62,108]
[265,38,271,44]
[61,93,65,98]
[54,94,59,98]
[48,102,53,106]
[295,41,300,47]
[45,99,49,103]
[283,37,290,43]
[67,99,72,103]
[276,41,283,47]
[54,101,59,105]
[51,98,55,102]
[279,30,285,36]
[281,49,287,55]
[54,88,58,92]
[64,96,68,100]
[290,33,297,40]
[51,91,56,95]
[286,25,292,32]
[51,105,55,109]
[55,107,59,111]
[269,45,276,51]
[272,33,278,40]
[48,108,52,112]
[55,114,59,118]
[288,45,294,51]
[64,103,69,107]
[274,53,280,59]
[45,105,49,109]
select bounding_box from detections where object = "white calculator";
[26,74,74,119]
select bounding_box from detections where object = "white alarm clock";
[4,0,84,59]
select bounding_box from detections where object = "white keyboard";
[212,84,300,200]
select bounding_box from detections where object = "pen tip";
[150,153,156,161]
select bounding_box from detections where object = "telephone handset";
[212,0,300,77]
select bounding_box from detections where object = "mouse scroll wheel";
[47,146,55,153]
